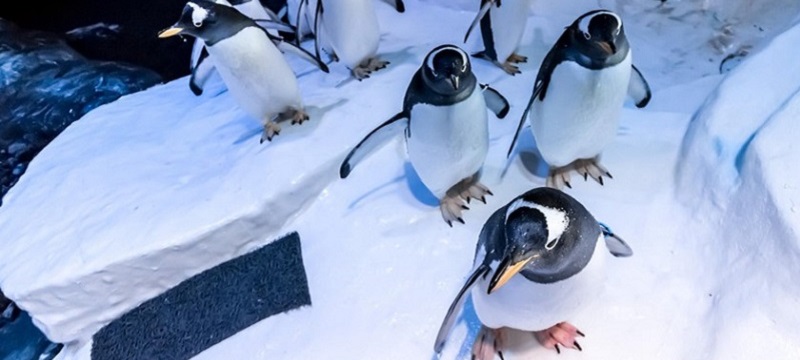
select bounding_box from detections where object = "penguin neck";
[406,70,477,108]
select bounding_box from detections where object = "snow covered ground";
[0,0,799,359]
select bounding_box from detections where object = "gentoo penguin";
[339,45,510,226]
[434,187,633,359]
[507,10,652,189]
[160,0,329,142]
[464,0,532,75]
[297,0,405,80]
[188,0,316,96]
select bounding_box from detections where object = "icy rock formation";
[676,19,800,359]
[0,19,161,203]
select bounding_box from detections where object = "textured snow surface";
[0,0,798,359]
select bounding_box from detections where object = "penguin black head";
[158,1,251,45]
[487,189,598,293]
[570,10,627,61]
[421,45,474,94]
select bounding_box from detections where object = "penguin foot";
[472,326,507,360]
[507,53,528,64]
[573,158,612,186]
[352,57,390,80]
[260,121,282,143]
[281,108,310,125]
[460,181,493,205]
[499,61,521,76]
[439,194,469,227]
[533,322,585,354]
[546,167,573,190]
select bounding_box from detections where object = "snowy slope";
[0,0,798,359]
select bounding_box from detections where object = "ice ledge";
[0,77,341,343]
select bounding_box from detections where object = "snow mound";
[676,19,800,359]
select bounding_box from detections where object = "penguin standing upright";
[434,187,633,359]
[160,0,329,142]
[297,0,405,80]
[507,10,652,189]
[339,45,510,226]
[464,0,532,75]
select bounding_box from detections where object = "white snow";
[0,0,798,359]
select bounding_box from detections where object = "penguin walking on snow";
[296,0,405,80]
[188,0,297,96]
[464,0,532,75]
[434,187,633,359]
[339,45,510,226]
[507,10,652,189]
[160,0,329,143]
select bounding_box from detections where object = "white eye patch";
[578,10,621,38]
[426,46,469,76]
[188,2,209,27]
[506,199,570,250]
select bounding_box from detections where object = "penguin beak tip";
[158,27,184,39]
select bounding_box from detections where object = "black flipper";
[268,33,330,73]
[313,0,325,63]
[480,84,510,119]
[506,79,543,158]
[295,0,308,44]
[433,264,491,354]
[464,0,494,43]
[340,112,409,179]
[628,64,651,108]
[189,48,214,96]
[599,223,633,257]
[382,0,405,12]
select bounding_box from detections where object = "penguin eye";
[545,238,559,250]
[460,62,467,72]
[582,31,591,40]
[194,21,203,27]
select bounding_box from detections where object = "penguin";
[506,10,652,189]
[160,0,329,142]
[464,0,532,75]
[297,0,405,80]
[433,187,633,359]
[339,45,510,226]
[188,0,301,96]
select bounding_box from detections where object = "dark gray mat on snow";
[92,232,310,360]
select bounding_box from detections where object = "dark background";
[0,0,287,81]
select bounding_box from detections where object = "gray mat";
[92,232,310,360]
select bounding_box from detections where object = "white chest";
[207,27,301,120]
[471,239,607,331]
[487,0,529,61]
[530,54,632,167]
[406,89,489,199]
[321,0,380,68]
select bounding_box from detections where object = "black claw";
[565,181,572,189]
[583,172,588,181]
[498,351,505,360]
[260,138,265,144]
[480,196,486,204]
[574,341,582,351]
[466,197,471,204]
[457,217,465,224]
[461,205,470,210]
[577,330,585,337]
[606,172,614,179]
[471,355,476,360]
[598,176,604,186]
[446,220,453,228]
[486,190,494,196]
[555,344,561,354]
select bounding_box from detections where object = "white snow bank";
[676,19,800,359]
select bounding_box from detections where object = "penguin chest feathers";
[406,89,489,199]
[532,53,632,167]
[207,27,301,119]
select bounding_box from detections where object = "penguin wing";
[294,0,309,43]
[189,47,214,96]
[506,79,544,157]
[480,84,510,119]
[464,0,494,43]
[340,112,409,179]
[433,264,491,354]
[267,33,330,73]
[599,223,633,257]
[382,0,405,12]
[628,64,652,108]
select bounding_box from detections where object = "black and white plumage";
[507,10,652,189]
[339,45,509,226]
[187,0,315,96]
[434,187,633,359]
[160,0,329,142]
[296,0,404,80]
[464,0,532,75]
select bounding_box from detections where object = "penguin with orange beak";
[434,187,633,359]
